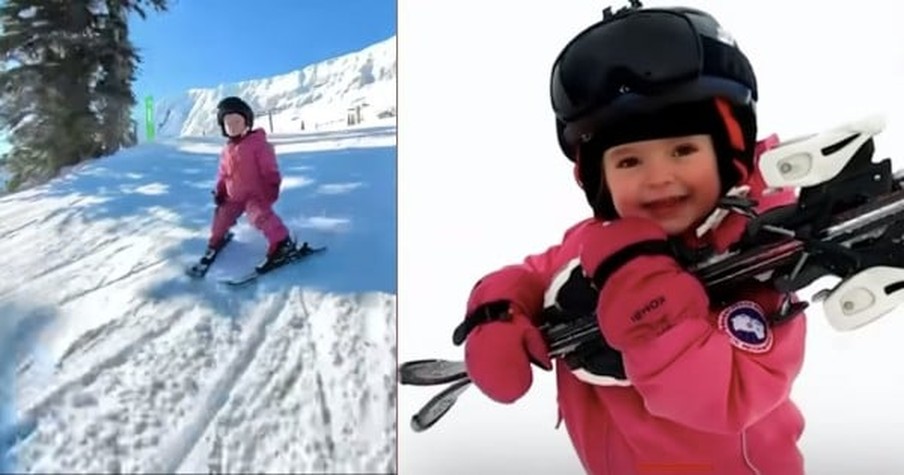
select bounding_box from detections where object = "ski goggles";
[550,8,756,146]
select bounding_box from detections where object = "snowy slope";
[0,124,397,473]
[153,36,396,139]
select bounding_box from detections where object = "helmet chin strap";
[695,184,753,238]
[572,162,584,189]
[694,156,755,238]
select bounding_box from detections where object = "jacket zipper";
[741,430,762,475]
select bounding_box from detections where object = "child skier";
[203,96,296,272]
[454,5,807,475]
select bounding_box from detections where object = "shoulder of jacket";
[561,217,598,242]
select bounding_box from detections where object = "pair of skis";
[399,359,471,432]
[401,114,904,431]
[185,231,327,286]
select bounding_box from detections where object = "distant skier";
[203,96,296,272]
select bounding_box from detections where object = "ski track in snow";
[8,291,396,474]
[179,290,397,474]
[0,127,397,474]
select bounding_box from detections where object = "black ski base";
[399,359,468,386]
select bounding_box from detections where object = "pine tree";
[0,1,101,190]
[0,0,168,192]
[94,1,136,155]
[94,0,168,155]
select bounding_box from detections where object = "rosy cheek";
[609,185,634,214]
[704,174,721,201]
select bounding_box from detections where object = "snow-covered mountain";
[153,36,396,138]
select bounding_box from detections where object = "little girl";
[205,96,295,272]
[455,6,807,474]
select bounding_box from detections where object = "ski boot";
[187,232,234,278]
[199,246,219,266]
[255,236,297,273]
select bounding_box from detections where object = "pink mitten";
[453,266,550,403]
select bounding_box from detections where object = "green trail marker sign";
[145,95,155,141]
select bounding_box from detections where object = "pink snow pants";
[209,198,289,251]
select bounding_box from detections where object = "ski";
[399,359,468,386]
[410,378,472,432]
[401,114,904,431]
[185,231,235,279]
[219,242,327,287]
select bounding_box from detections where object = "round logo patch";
[717,301,772,353]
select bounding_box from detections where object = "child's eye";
[673,144,698,157]
[615,156,640,168]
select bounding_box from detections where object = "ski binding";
[220,242,327,286]
[823,266,904,331]
[758,114,886,188]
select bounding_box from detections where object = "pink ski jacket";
[468,134,807,474]
[215,128,281,203]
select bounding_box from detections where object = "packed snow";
[0,122,397,473]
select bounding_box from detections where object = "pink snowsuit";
[464,134,807,474]
[210,128,289,251]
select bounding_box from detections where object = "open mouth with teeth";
[642,195,689,212]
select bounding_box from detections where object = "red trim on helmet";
[714,98,752,186]
[714,98,745,152]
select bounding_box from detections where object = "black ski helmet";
[216,96,254,137]
[550,4,759,219]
